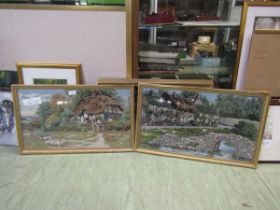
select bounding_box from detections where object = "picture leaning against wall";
[0,70,18,145]
[13,85,134,154]
[136,84,270,168]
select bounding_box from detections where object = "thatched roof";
[144,92,199,112]
[73,95,123,117]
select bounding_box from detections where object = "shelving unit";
[132,0,242,88]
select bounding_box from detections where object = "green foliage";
[36,102,52,130]
[45,114,60,130]
[232,121,258,140]
[197,96,216,115]
[180,91,198,99]
[120,107,130,121]
[215,95,264,121]
[22,120,41,131]
[58,122,92,132]
[106,120,130,131]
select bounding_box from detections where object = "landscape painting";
[137,85,269,167]
[13,86,134,154]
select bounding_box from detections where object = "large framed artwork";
[135,84,270,168]
[233,2,280,91]
[12,85,134,154]
[17,63,82,85]
[0,70,18,145]
[259,105,280,162]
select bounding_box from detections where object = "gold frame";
[12,84,135,155]
[16,62,82,84]
[232,1,280,87]
[97,77,214,88]
[135,83,270,168]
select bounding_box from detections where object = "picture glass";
[21,67,78,85]
[138,87,267,163]
[254,16,280,30]
[0,70,18,91]
[0,92,17,145]
[0,70,18,145]
[16,87,133,150]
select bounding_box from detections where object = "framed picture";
[12,85,134,154]
[259,105,280,162]
[16,63,82,85]
[0,70,18,91]
[239,31,280,102]
[0,91,18,145]
[135,84,270,168]
[233,2,280,90]
[0,70,18,145]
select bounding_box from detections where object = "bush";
[232,121,258,140]
[58,122,91,132]
[106,120,130,131]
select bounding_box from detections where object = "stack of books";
[138,48,180,77]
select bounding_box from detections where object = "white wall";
[0,9,127,84]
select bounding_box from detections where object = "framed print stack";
[135,84,270,168]
[17,62,82,85]
[12,85,135,154]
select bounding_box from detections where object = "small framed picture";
[259,105,280,162]
[12,85,135,154]
[0,70,18,145]
[135,84,270,168]
[0,70,18,92]
[16,63,82,85]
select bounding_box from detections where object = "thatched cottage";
[142,92,202,126]
[73,93,124,131]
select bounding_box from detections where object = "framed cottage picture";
[135,84,270,168]
[12,85,134,154]
[17,63,82,85]
[0,70,18,145]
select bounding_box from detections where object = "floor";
[0,145,279,210]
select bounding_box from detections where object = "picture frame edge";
[15,62,82,85]
[13,84,136,153]
[136,83,270,168]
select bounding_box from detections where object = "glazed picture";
[137,86,269,166]
[0,70,18,91]
[0,92,17,145]
[14,86,134,153]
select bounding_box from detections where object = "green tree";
[45,114,60,130]
[232,121,258,140]
[36,102,52,130]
